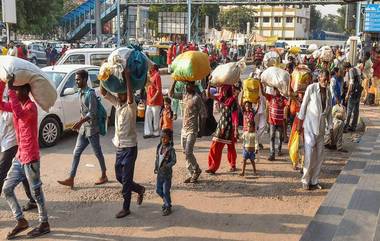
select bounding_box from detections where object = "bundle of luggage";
[210,59,246,86]
[242,77,260,104]
[98,46,151,93]
[0,56,57,112]
[260,66,290,96]
[171,51,211,82]
[291,65,312,92]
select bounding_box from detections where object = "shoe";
[258,144,264,150]
[348,127,356,132]
[190,169,202,183]
[310,183,323,190]
[302,183,310,190]
[268,155,275,161]
[162,207,172,216]
[143,135,153,139]
[6,218,29,240]
[277,150,282,156]
[22,201,37,212]
[338,148,349,153]
[95,176,108,185]
[153,135,160,138]
[57,178,74,188]
[205,169,215,175]
[183,177,192,183]
[229,167,237,172]
[137,186,145,205]
[115,209,131,219]
[26,222,50,238]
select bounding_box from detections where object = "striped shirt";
[267,95,287,126]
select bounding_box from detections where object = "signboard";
[365,4,380,32]
[2,0,17,24]
[158,12,188,35]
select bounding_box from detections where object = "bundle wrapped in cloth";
[242,77,260,104]
[332,104,346,120]
[260,66,290,96]
[319,46,334,62]
[263,51,280,68]
[291,64,312,92]
[98,47,150,93]
[210,59,246,86]
[171,51,211,82]
[0,56,57,112]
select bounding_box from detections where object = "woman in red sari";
[206,85,239,174]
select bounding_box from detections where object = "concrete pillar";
[95,0,102,47]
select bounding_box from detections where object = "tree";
[310,5,323,32]
[63,0,81,12]
[0,0,64,36]
[218,7,256,33]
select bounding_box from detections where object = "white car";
[40,65,114,147]
[56,48,115,67]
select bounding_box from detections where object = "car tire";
[39,117,61,147]
[31,57,38,65]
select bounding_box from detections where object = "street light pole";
[187,0,191,43]
[117,0,121,47]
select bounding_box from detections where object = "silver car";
[25,43,47,65]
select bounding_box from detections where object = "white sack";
[260,66,290,96]
[210,60,246,86]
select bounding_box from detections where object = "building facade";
[222,6,310,40]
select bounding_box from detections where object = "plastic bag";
[0,56,57,112]
[243,77,260,104]
[288,130,300,165]
[260,66,290,96]
[171,51,211,82]
[289,46,301,55]
[291,65,312,92]
[210,60,246,86]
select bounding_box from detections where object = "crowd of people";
[0,40,375,240]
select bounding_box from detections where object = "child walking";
[240,122,257,176]
[160,97,174,133]
[155,129,176,216]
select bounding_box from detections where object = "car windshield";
[44,72,67,88]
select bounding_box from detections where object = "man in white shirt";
[297,70,333,190]
[0,111,36,211]
[100,69,145,219]
[6,41,18,57]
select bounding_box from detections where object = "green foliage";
[0,0,64,35]
[218,6,255,33]
[310,5,346,33]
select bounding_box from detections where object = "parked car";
[56,48,114,67]
[40,65,114,147]
[23,41,47,65]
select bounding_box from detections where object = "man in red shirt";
[144,65,163,138]
[0,77,50,239]
[262,85,287,161]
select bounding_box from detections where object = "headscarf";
[217,85,236,107]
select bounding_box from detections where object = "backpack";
[84,89,107,136]
[351,68,363,100]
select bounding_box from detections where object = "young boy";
[240,122,257,176]
[154,129,176,216]
[261,84,287,161]
[160,97,174,133]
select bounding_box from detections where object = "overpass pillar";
[187,0,191,43]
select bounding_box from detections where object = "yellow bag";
[171,51,211,82]
[289,46,301,55]
[291,65,312,92]
[288,130,300,166]
[243,77,260,104]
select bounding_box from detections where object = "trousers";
[144,105,161,136]
[70,133,107,178]
[345,98,360,130]
[181,132,201,176]
[270,124,284,156]
[325,118,344,150]
[302,131,324,185]
[115,146,144,211]
[3,159,48,222]
[156,174,172,208]
[208,140,237,172]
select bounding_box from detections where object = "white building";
[222,6,311,40]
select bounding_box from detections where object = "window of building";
[263,17,270,23]
[274,17,281,23]
[254,17,259,23]
[286,17,293,23]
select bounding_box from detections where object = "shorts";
[242,148,255,161]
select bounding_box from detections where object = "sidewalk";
[301,105,380,241]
